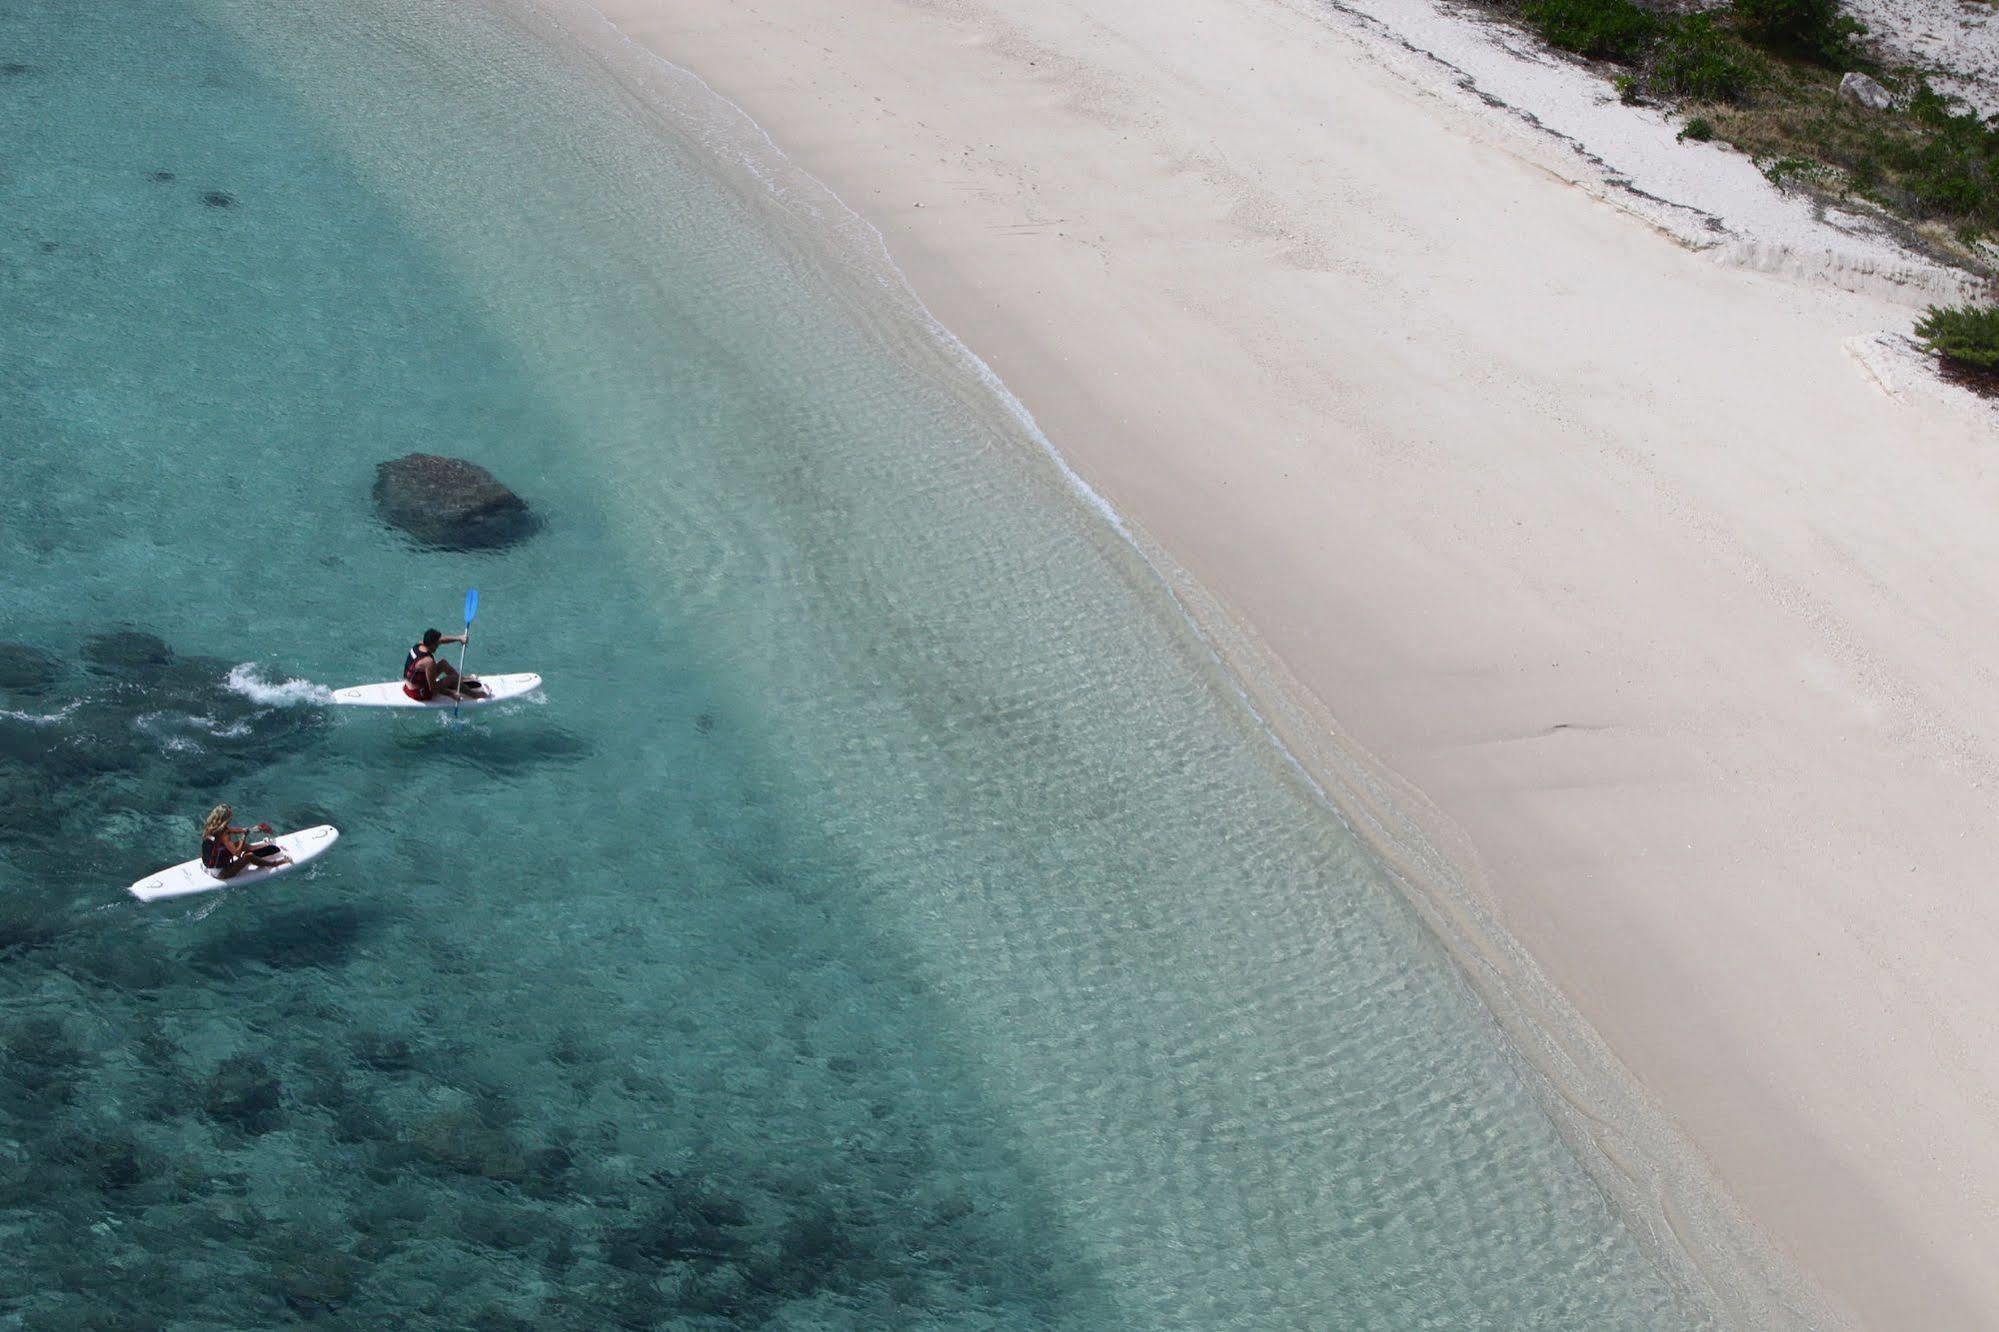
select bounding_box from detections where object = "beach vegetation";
[1521,0,1657,63]
[1652,17,1758,103]
[1731,0,1862,68]
[1482,0,1999,264]
[1713,78,1999,234]
[1915,304,1999,370]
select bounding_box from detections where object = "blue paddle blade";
[463,587,479,625]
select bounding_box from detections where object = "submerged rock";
[57,1134,153,1193]
[272,1248,359,1318]
[372,453,535,550]
[405,1107,531,1183]
[81,631,174,679]
[203,1054,284,1135]
[0,642,61,695]
[350,1031,418,1074]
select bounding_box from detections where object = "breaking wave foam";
[225,662,334,706]
[0,701,79,726]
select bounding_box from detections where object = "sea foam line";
[0,701,79,726]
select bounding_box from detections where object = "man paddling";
[403,627,485,702]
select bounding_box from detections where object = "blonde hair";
[202,805,232,837]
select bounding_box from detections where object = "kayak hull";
[129,825,340,902]
[330,672,542,709]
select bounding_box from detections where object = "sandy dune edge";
[527,0,1999,1324]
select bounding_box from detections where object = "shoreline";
[526,0,1999,1324]
[517,4,1818,1319]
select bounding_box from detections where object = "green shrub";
[1916,305,1999,370]
[1522,0,1659,62]
[1891,86,1999,228]
[1679,117,1716,142]
[1731,0,1862,66]
[1652,16,1758,102]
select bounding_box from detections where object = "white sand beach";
[547,0,1999,1323]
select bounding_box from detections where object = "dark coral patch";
[203,1054,285,1135]
[201,191,234,208]
[0,62,34,76]
[81,630,174,678]
[0,642,61,694]
[150,170,176,182]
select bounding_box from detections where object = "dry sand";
[541,0,1999,1324]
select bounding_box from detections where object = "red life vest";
[403,642,433,701]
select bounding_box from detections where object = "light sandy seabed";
[530,0,1999,1325]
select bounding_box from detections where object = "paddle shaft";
[453,588,480,717]
[454,588,479,716]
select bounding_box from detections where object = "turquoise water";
[0,1,1714,1327]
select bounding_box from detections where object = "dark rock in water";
[0,717,56,765]
[272,1248,358,1318]
[81,631,174,679]
[526,1143,574,1178]
[373,453,535,550]
[0,62,34,76]
[150,170,176,182]
[153,651,228,694]
[0,642,61,695]
[203,1054,284,1135]
[456,1204,550,1253]
[330,1096,396,1147]
[690,1190,750,1229]
[201,190,234,209]
[351,1031,418,1074]
[606,1191,750,1273]
[468,1308,538,1332]
[406,1107,531,1183]
[57,1134,152,1193]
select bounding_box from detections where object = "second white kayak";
[329,672,543,709]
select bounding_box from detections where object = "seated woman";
[200,804,290,879]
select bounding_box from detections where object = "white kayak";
[329,672,542,709]
[129,825,341,902]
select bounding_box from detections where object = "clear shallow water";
[0,2,1712,1327]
